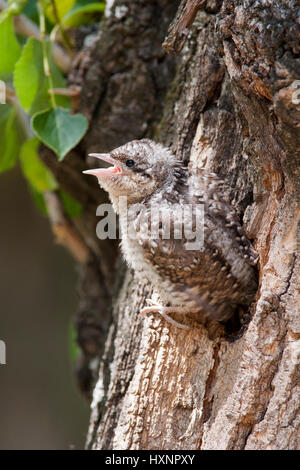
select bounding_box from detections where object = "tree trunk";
[42,0,300,450]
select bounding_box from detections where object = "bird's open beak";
[83,153,124,178]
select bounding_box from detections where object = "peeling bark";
[42,0,300,448]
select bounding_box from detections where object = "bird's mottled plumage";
[84,139,258,328]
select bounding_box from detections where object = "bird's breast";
[119,211,159,281]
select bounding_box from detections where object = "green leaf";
[62,2,105,27]
[0,0,27,24]
[32,107,88,160]
[45,0,75,23]
[14,37,70,115]
[69,323,79,363]
[28,184,48,216]
[0,17,21,79]
[0,104,20,173]
[0,102,11,122]
[20,137,58,192]
[60,190,82,218]
[23,0,40,24]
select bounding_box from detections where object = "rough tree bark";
[41,0,299,449]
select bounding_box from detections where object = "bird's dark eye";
[126,159,135,168]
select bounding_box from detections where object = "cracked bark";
[41,0,299,448]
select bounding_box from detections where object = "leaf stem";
[50,0,73,50]
[38,0,57,109]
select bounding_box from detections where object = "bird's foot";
[145,298,158,307]
[141,302,191,330]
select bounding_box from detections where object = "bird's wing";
[189,168,258,266]
[133,169,257,316]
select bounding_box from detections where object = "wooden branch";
[44,191,90,264]
[5,85,34,138]
[49,85,81,110]
[0,0,72,73]
[163,0,207,54]
[49,86,81,97]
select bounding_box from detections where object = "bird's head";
[83,139,179,208]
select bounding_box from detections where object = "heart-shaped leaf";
[32,107,88,161]
[14,38,70,115]
[0,16,21,80]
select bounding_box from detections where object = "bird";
[83,139,258,330]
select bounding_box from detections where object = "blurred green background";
[0,166,89,450]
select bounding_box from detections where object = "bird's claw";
[141,305,191,330]
[145,298,158,307]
